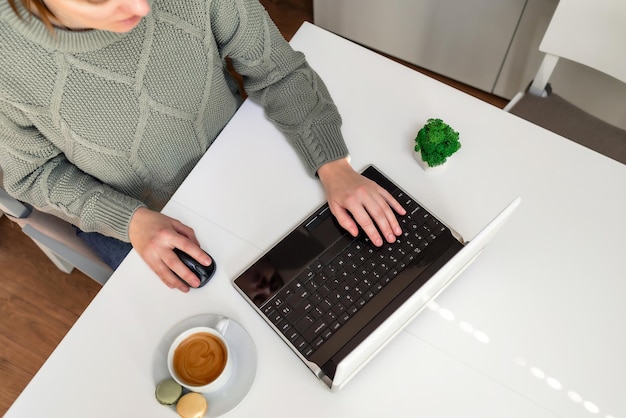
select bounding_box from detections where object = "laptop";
[233,164,520,391]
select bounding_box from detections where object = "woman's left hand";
[317,158,406,246]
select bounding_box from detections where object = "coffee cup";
[167,319,232,393]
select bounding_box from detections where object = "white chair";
[0,185,113,285]
[504,0,626,164]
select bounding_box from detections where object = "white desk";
[6,23,626,418]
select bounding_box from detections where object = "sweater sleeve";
[210,0,349,175]
[0,104,144,242]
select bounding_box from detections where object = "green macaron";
[155,378,183,405]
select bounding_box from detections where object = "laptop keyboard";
[261,189,449,359]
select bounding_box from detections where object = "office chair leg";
[30,238,76,274]
[529,54,559,96]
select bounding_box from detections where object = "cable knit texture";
[0,0,348,241]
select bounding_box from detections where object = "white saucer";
[153,314,257,417]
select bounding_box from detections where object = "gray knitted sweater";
[0,0,348,241]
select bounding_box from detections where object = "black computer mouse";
[173,248,216,288]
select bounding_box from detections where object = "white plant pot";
[413,150,446,172]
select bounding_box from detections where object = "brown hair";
[7,0,56,33]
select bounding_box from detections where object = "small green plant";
[414,118,461,167]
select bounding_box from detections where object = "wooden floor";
[0,1,506,415]
[0,216,101,414]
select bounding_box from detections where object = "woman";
[0,0,405,291]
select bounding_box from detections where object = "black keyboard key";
[322,327,334,340]
[287,300,314,323]
[267,310,281,324]
[303,319,329,343]
[302,346,314,357]
[276,318,290,333]
[305,278,319,293]
[285,328,300,342]
[312,336,325,349]
[338,312,350,324]
[319,298,333,313]
[331,302,346,315]
[279,304,292,316]
[318,284,331,297]
[294,314,315,334]
[294,337,308,351]
[311,305,324,319]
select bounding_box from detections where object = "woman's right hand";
[128,207,213,292]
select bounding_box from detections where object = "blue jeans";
[75,228,133,270]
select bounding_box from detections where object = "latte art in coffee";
[173,332,227,386]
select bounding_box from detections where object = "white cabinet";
[313,0,530,93]
[313,0,562,97]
